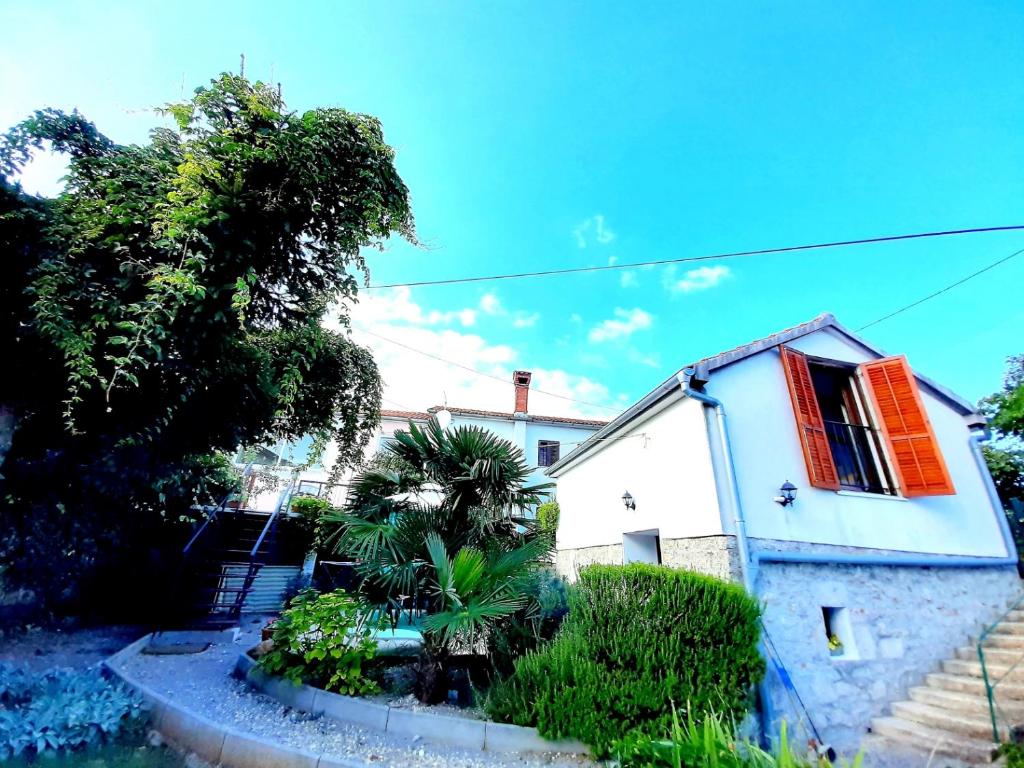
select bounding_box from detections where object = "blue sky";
[4,1,1024,417]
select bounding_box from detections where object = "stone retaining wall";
[235,651,588,755]
[103,634,588,767]
[757,559,1021,752]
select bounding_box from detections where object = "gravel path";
[117,623,590,768]
[1,625,145,672]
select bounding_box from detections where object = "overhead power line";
[355,326,621,413]
[367,224,1024,289]
[856,245,1024,331]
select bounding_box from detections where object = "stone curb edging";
[235,650,589,756]
[103,634,367,768]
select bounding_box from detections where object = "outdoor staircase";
[871,610,1024,764]
[169,507,308,629]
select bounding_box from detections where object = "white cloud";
[569,313,583,324]
[627,348,661,369]
[339,289,622,419]
[663,265,732,294]
[620,270,639,288]
[479,293,502,315]
[426,308,477,326]
[512,312,541,328]
[573,214,615,248]
[588,308,654,343]
[354,287,478,328]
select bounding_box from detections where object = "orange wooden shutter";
[780,346,840,490]
[860,355,955,497]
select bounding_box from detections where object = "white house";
[375,370,608,494]
[546,313,1020,757]
[241,370,606,511]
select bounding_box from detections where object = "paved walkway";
[118,619,588,768]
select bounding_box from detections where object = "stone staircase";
[872,610,1024,764]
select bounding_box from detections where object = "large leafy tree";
[981,355,1024,542]
[327,420,552,702]
[0,74,415,613]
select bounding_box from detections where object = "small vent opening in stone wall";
[821,606,859,660]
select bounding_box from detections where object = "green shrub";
[1000,742,1024,768]
[485,563,764,757]
[288,495,335,550]
[487,570,569,677]
[0,664,148,760]
[536,501,560,533]
[259,588,384,694]
[613,710,854,768]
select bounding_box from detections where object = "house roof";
[545,312,980,476]
[379,406,608,428]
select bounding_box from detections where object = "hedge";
[485,563,764,757]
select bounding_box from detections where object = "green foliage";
[985,445,1024,505]
[614,710,860,768]
[0,72,415,613]
[259,589,384,694]
[999,741,1024,768]
[486,570,568,677]
[536,501,560,534]
[486,563,764,757]
[982,355,1024,442]
[0,664,147,760]
[325,419,553,701]
[289,495,335,550]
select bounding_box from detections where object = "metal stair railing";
[978,592,1024,743]
[227,474,297,617]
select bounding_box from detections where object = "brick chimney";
[513,370,532,414]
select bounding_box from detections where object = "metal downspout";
[680,377,770,740]
[680,382,754,592]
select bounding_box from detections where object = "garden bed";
[236,648,589,755]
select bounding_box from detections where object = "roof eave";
[545,373,686,476]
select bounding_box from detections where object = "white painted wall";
[705,327,1008,557]
[554,397,723,551]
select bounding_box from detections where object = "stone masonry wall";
[757,557,1021,752]
[555,544,623,581]
[660,535,742,583]
[556,536,742,583]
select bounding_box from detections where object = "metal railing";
[822,420,890,495]
[978,593,1024,742]
[183,462,254,556]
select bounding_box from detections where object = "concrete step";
[991,621,1024,637]
[870,716,998,764]
[956,645,1024,665]
[976,633,1024,651]
[943,658,1024,681]
[908,686,1024,720]
[890,701,1003,741]
[926,672,1024,701]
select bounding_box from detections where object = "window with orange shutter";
[781,347,955,497]
[859,356,955,497]
[780,347,841,491]
[782,347,896,495]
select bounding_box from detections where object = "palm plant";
[324,419,554,702]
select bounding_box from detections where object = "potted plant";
[828,633,844,657]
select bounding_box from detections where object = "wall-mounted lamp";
[622,491,636,511]
[774,480,797,507]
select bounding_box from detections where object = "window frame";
[537,439,561,467]
[803,354,899,497]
